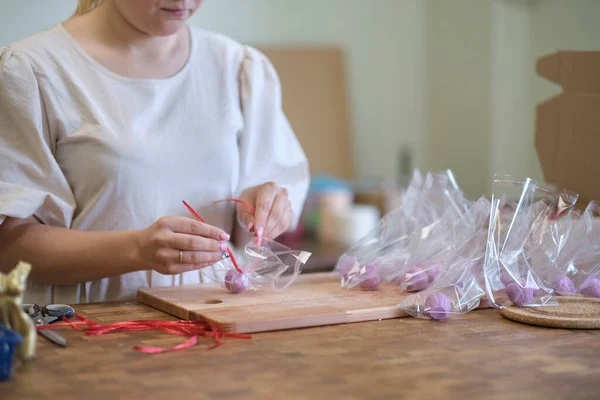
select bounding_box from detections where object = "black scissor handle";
[43,304,75,319]
[22,303,42,318]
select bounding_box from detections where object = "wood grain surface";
[3,302,600,400]
[138,272,496,333]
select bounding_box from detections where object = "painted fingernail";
[219,242,227,251]
[220,232,230,241]
[257,227,264,237]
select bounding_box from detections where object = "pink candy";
[338,255,359,277]
[579,278,600,298]
[501,273,547,297]
[424,293,451,320]
[224,268,249,294]
[505,282,534,306]
[403,262,444,292]
[358,264,381,290]
[404,266,429,292]
[500,272,514,286]
[425,262,444,283]
[553,276,575,295]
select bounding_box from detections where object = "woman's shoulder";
[189,27,274,73]
[2,25,63,64]
[1,25,72,83]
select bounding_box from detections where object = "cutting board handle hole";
[205,299,223,304]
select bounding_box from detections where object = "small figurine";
[0,261,36,360]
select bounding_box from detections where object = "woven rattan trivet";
[500,296,600,329]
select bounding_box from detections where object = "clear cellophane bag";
[533,201,600,298]
[208,237,312,294]
[483,177,578,308]
[335,169,472,290]
[396,198,491,320]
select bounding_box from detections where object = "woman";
[0,0,310,304]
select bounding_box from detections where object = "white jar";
[335,204,381,248]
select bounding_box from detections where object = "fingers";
[169,232,228,253]
[264,191,292,239]
[178,250,223,265]
[253,182,279,238]
[237,204,255,233]
[160,216,230,241]
[160,261,219,275]
[155,247,223,270]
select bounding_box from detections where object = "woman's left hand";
[238,182,292,240]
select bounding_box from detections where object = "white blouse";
[0,24,309,304]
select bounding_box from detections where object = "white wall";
[489,0,533,190]
[0,0,77,45]
[423,0,492,199]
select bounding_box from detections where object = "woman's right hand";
[135,216,230,275]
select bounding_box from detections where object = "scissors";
[22,303,75,348]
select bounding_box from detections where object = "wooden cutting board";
[137,272,492,333]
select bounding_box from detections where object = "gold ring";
[179,250,183,264]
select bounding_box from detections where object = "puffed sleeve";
[236,46,310,229]
[0,48,76,227]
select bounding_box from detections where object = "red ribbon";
[182,198,259,275]
[36,314,251,354]
[212,198,255,215]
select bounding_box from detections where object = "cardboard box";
[535,51,600,207]
[258,46,354,181]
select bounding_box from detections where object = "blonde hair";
[72,0,102,17]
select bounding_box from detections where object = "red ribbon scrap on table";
[36,314,251,354]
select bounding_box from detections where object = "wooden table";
[3,302,599,400]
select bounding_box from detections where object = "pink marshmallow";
[424,261,444,284]
[506,282,534,306]
[553,276,575,295]
[224,268,249,294]
[359,264,381,291]
[580,278,600,298]
[500,272,514,286]
[424,293,451,320]
[338,255,359,277]
[404,265,429,292]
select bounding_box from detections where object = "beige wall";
[423,0,492,199]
